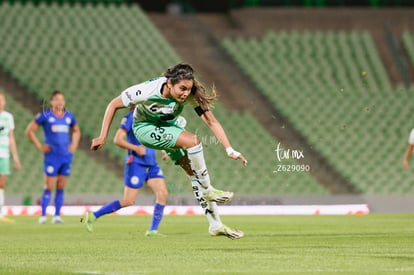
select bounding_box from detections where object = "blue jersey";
[120,111,157,166]
[35,110,77,156]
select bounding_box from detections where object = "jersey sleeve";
[69,112,77,127]
[408,129,414,144]
[9,113,15,130]
[120,77,165,107]
[34,112,45,125]
[120,113,133,132]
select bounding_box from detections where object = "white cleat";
[209,224,244,240]
[203,188,234,204]
[52,216,64,224]
[38,216,47,225]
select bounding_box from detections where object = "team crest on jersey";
[66,117,72,124]
[163,134,173,141]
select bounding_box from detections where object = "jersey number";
[150,127,165,142]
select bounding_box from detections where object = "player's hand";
[91,137,105,151]
[40,144,51,154]
[134,145,146,156]
[226,147,248,167]
[68,143,78,153]
[161,150,169,161]
[14,159,21,170]
[403,159,409,170]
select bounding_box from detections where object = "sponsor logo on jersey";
[125,91,133,103]
[51,125,70,133]
[148,103,175,114]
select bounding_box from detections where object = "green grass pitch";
[1,214,413,274]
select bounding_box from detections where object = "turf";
[0,214,413,274]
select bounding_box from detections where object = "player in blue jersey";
[83,107,169,236]
[25,91,81,224]
[89,63,247,239]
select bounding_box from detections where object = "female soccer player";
[84,107,169,236]
[25,90,81,224]
[89,63,247,239]
[0,93,21,223]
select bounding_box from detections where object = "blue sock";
[93,200,122,219]
[149,203,165,231]
[54,189,64,216]
[41,190,51,216]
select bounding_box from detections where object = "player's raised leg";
[176,155,242,239]
[176,132,233,203]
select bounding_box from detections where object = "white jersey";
[0,111,15,158]
[120,77,195,125]
[408,129,414,145]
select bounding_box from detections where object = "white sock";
[187,143,212,194]
[191,178,222,229]
[0,189,4,218]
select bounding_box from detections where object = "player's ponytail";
[191,79,216,111]
[163,63,216,110]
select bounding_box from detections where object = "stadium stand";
[0,2,327,196]
[222,30,414,194]
[402,32,414,64]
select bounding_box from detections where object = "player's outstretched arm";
[200,110,248,166]
[91,96,125,151]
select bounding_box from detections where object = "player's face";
[50,93,65,111]
[168,79,193,103]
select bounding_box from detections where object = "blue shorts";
[124,162,165,189]
[44,154,73,177]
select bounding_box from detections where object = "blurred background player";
[83,107,168,236]
[25,90,81,224]
[403,128,414,170]
[0,93,21,223]
[89,63,247,239]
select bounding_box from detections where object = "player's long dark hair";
[163,63,217,110]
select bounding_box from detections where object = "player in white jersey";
[89,63,247,239]
[0,93,21,222]
[403,128,414,170]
